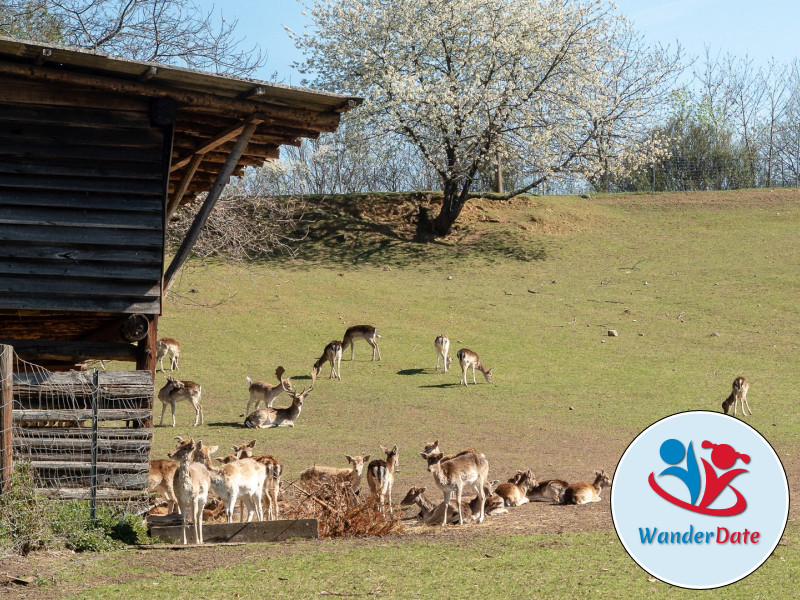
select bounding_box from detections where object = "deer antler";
[281,378,295,393]
[275,366,286,382]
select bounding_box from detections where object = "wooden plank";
[0,140,161,165]
[13,437,152,452]
[0,274,161,297]
[0,345,12,493]
[14,409,151,422]
[0,159,163,181]
[0,174,163,196]
[0,102,151,129]
[13,426,152,441]
[0,244,162,263]
[149,519,319,545]
[19,459,148,471]
[3,340,139,362]
[0,122,163,148]
[0,257,161,281]
[37,487,150,501]
[0,80,149,112]
[0,206,162,230]
[0,190,161,212]
[0,223,163,247]
[0,295,160,314]
[14,451,149,464]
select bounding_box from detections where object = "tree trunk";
[431,185,466,237]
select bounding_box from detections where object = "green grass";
[66,188,799,598]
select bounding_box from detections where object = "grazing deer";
[434,334,452,372]
[312,341,343,382]
[158,377,203,427]
[722,376,751,417]
[168,437,211,545]
[420,449,489,525]
[342,325,382,361]
[527,479,569,504]
[562,470,612,505]
[147,459,179,514]
[367,445,399,514]
[244,382,312,428]
[156,337,181,373]
[495,470,537,507]
[300,454,371,494]
[456,348,493,385]
[246,367,291,414]
[195,443,267,523]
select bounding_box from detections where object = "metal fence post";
[0,345,13,493]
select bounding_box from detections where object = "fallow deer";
[722,376,751,417]
[562,470,612,505]
[147,459,178,514]
[312,341,343,382]
[401,481,505,526]
[213,441,283,521]
[342,325,382,361]
[456,348,493,385]
[244,382,312,428]
[422,440,483,462]
[527,478,569,504]
[246,366,291,414]
[420,449,489,525]
[367,444,399,514]
[156,337,181,373]
[300,454,371,494]
[158,377,203,427]
[434,334,452,372]
[495,469,537,507]
[195,443,267,523]
[167,437,211,545]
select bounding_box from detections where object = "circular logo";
[611,411,789,589]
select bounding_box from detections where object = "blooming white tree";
[294,0,682,235]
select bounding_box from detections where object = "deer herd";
[149,328,751,544]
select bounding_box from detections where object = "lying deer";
[312,341,343,382]
[367,444,399,514]
[495,470,537,507]
[722,376,751,417]
[527,478,569,504]
[168,437,211,545]
[244,383,312,428]
[401,481,506,526]
[300,454,371,494]
[434,334,452,373]
[196,443,266,523]
[342,325,382,361]
[562,470,612,505]
[456,348,493,385]
[147,459,179,514]
[420,449,489,525]
[158,377,203,427]
[156,337,181,373]
[246,366,291,414]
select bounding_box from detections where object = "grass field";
[6,188,799,599]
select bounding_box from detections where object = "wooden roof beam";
[170,114,264,172]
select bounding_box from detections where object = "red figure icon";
[697,441,749,513]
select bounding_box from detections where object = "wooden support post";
[164,117,260,291]
[0,344,13,493]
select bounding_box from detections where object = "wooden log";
[13,409,151,422]
[19,459,148,472]
[170,115,264,172]
[14,451,149,464]
[13,427,151,441]
[149,519,319,544]
[2,340,139,363]
[37,487,150,501]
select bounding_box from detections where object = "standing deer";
[168,437,211,545]
[342,325,382,361]
[312,341,343,382]
[195,444,266,523]
[722,376,751,417]
[158,377,203,427]
[562,470,612,505]
[300,454,371,494]
[420,449,489,525]
[456,348,493,385]
[495,470,537,507]
[156,337,181,373]
[367,444,399,514]
[434,334,452,373]
[244,383,312,428]
[147,459,179,514]
[214,441,283,521]
[246,366,291,414]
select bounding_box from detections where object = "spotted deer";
[495,469,537,507]
[167,437,211,545]
[342,325,381,361]
[400,480,505,526]
[367,444,399,514]
[214,441,283,521]
[147,459,179,514]
[244,382,312,428]
[562,470,612,505]
[722,376,751,417]
[456,348,493,385]
[246,366,291,414]
[158,377,203,427]
[434,334,452,372]
[420,449,489,525]
[300,454,371,494]
[156,337,181,373]
[312,341,343,382]
[527,479,569,504]
[195,443,267,523]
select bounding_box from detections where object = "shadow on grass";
[418,383,460,389]
[397,368,426,376]
[206,421,247,428]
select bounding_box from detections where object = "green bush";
[0,463,53,555]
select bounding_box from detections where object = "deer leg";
[171,402,177,427]
[442,491,451,526]
[159,402,168,426]
[743,397,753,416]
[456,486,465,525]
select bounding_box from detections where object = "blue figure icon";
[658,439,701,505]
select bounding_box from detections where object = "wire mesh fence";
[1,346,153,517]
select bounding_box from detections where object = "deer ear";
[363,455,370,462]
[248,440,256,448]
[380,445,388,453]
[392,444,398,454]
[345,455,353,463]
[208,445,219,455]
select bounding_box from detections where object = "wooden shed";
[0,36,359,372]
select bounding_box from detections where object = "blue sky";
[201,0,799,84]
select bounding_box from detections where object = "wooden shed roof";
[0,36,361,209]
